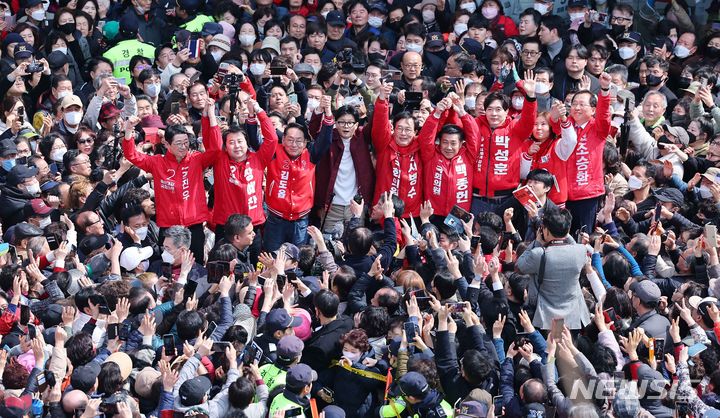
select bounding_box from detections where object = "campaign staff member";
[122,115,214,263]
[263,95,334,251]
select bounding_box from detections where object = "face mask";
[161,250,174,264]
[707,47,720,59]
[512,97,524,110]
[1,159,15,171]
[239,34,255,47]
[39,216,51,229]
[465,96,476,109]
[134,4,146,14]
[135,226,148,241]
[618,46,636,60]
[678,77,692,89]
[321,11,329,19]
[25,181,40,196]
[657,135,673,147]
[699,185,713,199]
[56,90,70,100]
[674,45,691,58]
[31,9,45,21]
[50,147,67,162]
[610,24,625,37]
[53,47,68,55]
[342,350,361,362]
[59,22,74,35]
[570,12,584,21]
[645,74,663,87]
[405,42,423,53]
[533,3,549,14]
[422,10,435,22]
[463,77,474,86]
[481,7,498,19]
[687,131,697,143]
[311,64,321,74]
[368,52,385,63]
[64,111,82,126]
[145,83,160,97]
[454,23,468,35]
[535,82,550,94]
[249,63,266,76]
[460,2,477,13]
[307,98,320,110]
[628,175,644,191]
[241,64,248,73]
[140,260,150,271]
[368,16,383,28]
[211,50,224,62]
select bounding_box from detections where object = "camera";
[222,73,243,86]
[335,48,365,74]
[27,61,44,73]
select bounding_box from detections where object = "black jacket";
[301,315,353,372]
[0,184,33,226]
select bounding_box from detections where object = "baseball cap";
[71,362,101,392]
[141,114,167,129]
[177,0,200,11]
[200,22,223,37]
[369,3,387,13]
[47,50,68,70]
[451,38,484,59]
[2,33,23,50]
[261,37,280,54]
[208,34,231,52]
[13,42,33,60]
[630,280,661,304]
[663,125,690,147]
[323,406,346,418]
[265,308,303,334]
[79,233,112,255]
[105,352,132,379]
[286,364,317,389]
[689,296,719,310]
[701,167,720,185]
[396,372,430,397]
[119,13,139,37]
[13,222,43,241]
[120,246,153,271]
[294,63,316,76]
[0,138,17,157]
[325,10,346,27]
[455,400,489,418]
[682,81,702,95]
[24,198,53,219]
[567,0,589,7]
[134,366,161,398]
[279,243,300,260]
[619,32,641,44]
[179,375,212,406]
[61,94,83,110]
[98,102,121,121]
[277,335,305,361]
[426,32,444,49]
[525,402,546,418]
[654,187,684,207]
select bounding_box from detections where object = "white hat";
[120,246,153,271]
[208,34,231,52]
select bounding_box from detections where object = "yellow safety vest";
[102,39,155,84]
[180,14,214,33]
[378,397,454,418]
[269,393,306,418]
[260,363,287,391]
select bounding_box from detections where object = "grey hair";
[568,404,600,418]
[164,225,191,249]
[643,90,667,109]
[605,64,628,84]
[93,72,113,91]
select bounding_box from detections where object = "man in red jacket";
[123,116,215,263]
[472,71,538,215]
[264,96,334,252]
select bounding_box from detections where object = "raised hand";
[523,70,536,98]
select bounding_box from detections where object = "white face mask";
[569,12,585,21]
[342,350,361,362]
[627,175,644,191]
[674,45,691,58]
[53,47,68,55]
[481,7,499,20]
[144,83,160,97]
[50,147,67,162]
[460,2,477,13]
[249,63,266,76]
[135,226,148,241]
[512,97,524,110]
[239,34,255,47]
[211,50,224,62]
[535,82,550,94]
[321,11,329,19]
[368,16,383,28]
[533,3,549,14]
[422,10,435,22]
[57,90,70,100]
[699,185,713,199]
[64,111,82,126]
[454,22,468,35]
[464,96,476,109]
[39,216,51,229]
[241,64,248,73]
[31,9,45,21]
[463,77,474,86]
[161,250,174,264]
[307,98,320,110]
[405,42,423,53]
[618,46,636,60]
[25,181,40,196]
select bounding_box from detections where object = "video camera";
[222,73,243,86]
[335,48,365,75]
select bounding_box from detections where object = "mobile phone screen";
[163,334,176,356]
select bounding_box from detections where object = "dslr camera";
[335,48,365,75]
[27,61,44,73]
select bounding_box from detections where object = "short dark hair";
[540,15,564,34]
[177,310,204,341]
[67,332,95,366]
[484,91,510,111]
[224,214,253,242]
[164,124,189,144]
[348,227,373,255]
[432,271,457,300]
[439,124,465,142]
[334,105,360,122]
[229,377,256,409]
[542,206,572,238]
[98,362,124,395]
[527,169,554,188]
[461,350,495,384]
[314,289,339,318]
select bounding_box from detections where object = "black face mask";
[657,135,673,146]
[646,74,664,87]
[611,24,626,37]
[671,113,690,128]
[59,22,75,35]
[708,46,720,59]
[687,131,697,144]
[678,77,692,89]
[368,52,386,63]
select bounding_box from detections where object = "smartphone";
[204,321,217,339]
[551,317,564,340]
[286,271,297,285]
[45,370,56,389]
[706,224,718,247]
[288,93,298,104]
[404,321,419,341]
[211,341,231,352]
[405,92,422,103]
[688,342,708,357]
[576,225,587,243]
[243,341,263,365]
[270,66,286,76]
[448,302,465,313]
[170,102,180,115]
[28,323,36,340]
[654,338,665,361]
[183,280,198,302]
[119,323,131,341]
[319,387,334,399]
[217,62,230,77]
[187,39,200,59]
[381,69,402,82]
[515,332,531,346]
[285,407,303,417]
[470,235,480,249]
[654,202,662,223]
[107,323,120,340]
[163,334,176,356]
[596,12,608,24]
[353,194,363,204]
[36,369,47,392]
[206,260,230,284]
[19,305,30,326]
[603,307,617,323]
[450,205,472,223]
[493,395,504,417]
[161,262,173,279]
[648,337,655,361]
[100,402,119,415]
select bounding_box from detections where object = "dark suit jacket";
[301,315,353,371]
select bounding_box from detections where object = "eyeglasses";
[610,15,631,23]
[284,138,306,144]
[77,138,94,145]
[403,63,422,69]
[172,142,190,149]
[72,159,91,166]
[521,50,540,56]
[337,121,356,127]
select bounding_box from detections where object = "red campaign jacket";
[417,109,480,216]
[474,98,537,197]
[521,120,575,205]
[265,115,334,220]
[201,113,278,226]
[372,98,423,216]
[555,92,611,201]
[123,137,215,227]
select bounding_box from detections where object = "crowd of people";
[2,0,720,417]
